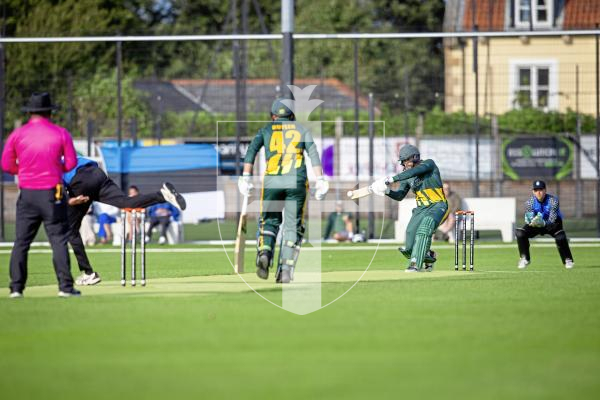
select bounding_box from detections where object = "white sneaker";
[158,236,167,245]
[160,182,186,210]
[565,259,574,269]
[75,272,102,286]
[518,257,530,269]
[9,291,23,298]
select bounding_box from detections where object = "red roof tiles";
[563,0,600,29]
[463,0,506,31]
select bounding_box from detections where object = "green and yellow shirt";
[386,159,447,208]
[244,118,321,182]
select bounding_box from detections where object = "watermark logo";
[217,85,387,315]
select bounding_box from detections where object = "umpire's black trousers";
[67,165,163,273]
[10,188,74,293]
[515,219,573,264]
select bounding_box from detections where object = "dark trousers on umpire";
[515,219,573,264]
[68,165,163,274]
[10,188,74,293]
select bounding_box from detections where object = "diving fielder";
[371,144,448,272]
[238,99,329,283]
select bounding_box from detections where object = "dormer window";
[515,0,552,28]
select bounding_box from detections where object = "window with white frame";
[509,60,557,110]
[515,0,552,28]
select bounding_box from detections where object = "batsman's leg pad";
[399,247,435,263]
[256,221,278,253]
[410,216,436,270]
[398,247,411,259]
[276,226,304,282]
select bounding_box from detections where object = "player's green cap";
[398,144,420,162]
[271,98,293,118]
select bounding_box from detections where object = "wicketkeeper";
[371,144,448,272]
[238,99,329,283]
[515,180,574,269]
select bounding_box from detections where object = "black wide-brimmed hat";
[21,92,60,113]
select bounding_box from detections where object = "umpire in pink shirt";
[1,92,79,298]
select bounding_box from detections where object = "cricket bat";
[234,194,249,273]
[347,185,373,204]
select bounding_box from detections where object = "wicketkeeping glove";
[237,174,254,196]
[530,212,546,228]
[315,177,329,200]
[524,211,535,224]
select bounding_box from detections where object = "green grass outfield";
[0,242,599,399]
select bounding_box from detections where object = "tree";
[73,68,151,137]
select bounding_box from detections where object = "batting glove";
[371,177,391,196]
[237,174,254,196]
[315,177,329,200]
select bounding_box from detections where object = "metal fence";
[0,28,598,240]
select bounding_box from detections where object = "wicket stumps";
[120,208,147,286]
[454,211,475,271]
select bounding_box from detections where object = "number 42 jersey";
[244,119,322,182]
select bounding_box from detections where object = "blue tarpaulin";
[102,144,218,173]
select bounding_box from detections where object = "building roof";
[563,0,600,29]
[135,78,370,115]
[444,0,600,32]
[133,80,199,113]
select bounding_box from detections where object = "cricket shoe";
[9,291,23,299]
[158,236,167,245]
[256,251,272,280]
[565,259,574,269]
[58,288,82,298]
[518,257,530,269]
[75,272,101,286]
[161,182,187,211]
[424,250,437,272]
[405,259,420,273]
[279,269,292,284]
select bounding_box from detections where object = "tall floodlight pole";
[233,0,241,177]
[116,39,125,189]
[281,0,294,96]
[472,0,480,197]
[353,39,360,234]
[368,93,375,239]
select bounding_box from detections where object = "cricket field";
[0,242,599,399]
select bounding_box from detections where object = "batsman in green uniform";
[371,144,448,272]
[238,99,329,283]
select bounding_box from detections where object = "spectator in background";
[436,182,462,243]
[94,202,119,244]
[146,202,180,244]
[323,201,354,242]
[1,92,79,297]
